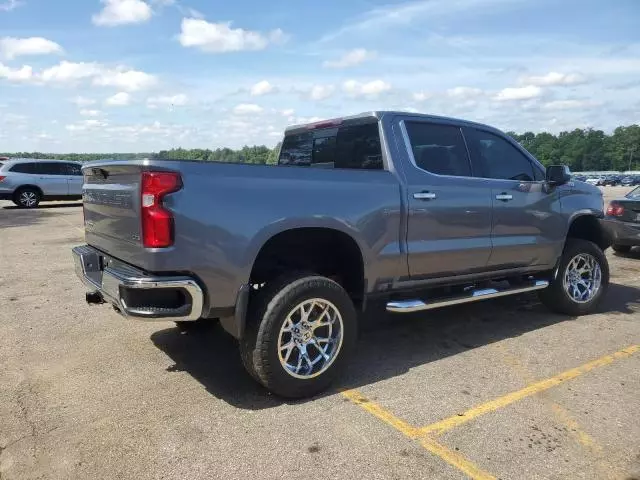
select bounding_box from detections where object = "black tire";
[611,244,631,254]
[240,273,357,398]
[13,187,41,208]
[538,238,609,316]
[175,318,217,332]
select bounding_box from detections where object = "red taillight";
[0,176,6,182]
[606,202,624,217]
[141,171,182,248]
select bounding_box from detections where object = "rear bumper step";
[386,280,549,313]
[72,245,203,322]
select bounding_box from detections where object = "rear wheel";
[240,273,357,398]
[538,238,609,316]
[13,187,41,208]
[612,244,631,254]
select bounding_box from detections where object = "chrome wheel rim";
[277,298,344,379]
[563,253,602,303]
[20,191,37,207]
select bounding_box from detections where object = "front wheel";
[538,239,609,316]
[240,273,357,398]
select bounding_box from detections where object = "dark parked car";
[621,176,640,186]
[604,185,640,253]
[603,175,621,186]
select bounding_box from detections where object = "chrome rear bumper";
[72,245,203,322]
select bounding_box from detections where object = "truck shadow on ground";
[150,282,640,410]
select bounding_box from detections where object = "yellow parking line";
[419,345,639,436]
[341,389,497,480]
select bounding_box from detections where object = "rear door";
[463,126,565,269]
[398,118,493,279]
[64,162,83,195]
[37,162,70,195]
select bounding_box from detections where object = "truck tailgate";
[82,163,144,258]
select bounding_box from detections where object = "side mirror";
[546,165,571,185]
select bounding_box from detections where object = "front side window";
[278,122,383,170]
[404,122,472,177]
[65,163,83,175]
[466,128,536,181]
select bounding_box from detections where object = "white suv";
[0,159,83,208]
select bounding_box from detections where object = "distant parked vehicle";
[604,185,640,253]
[0,159,83,208]
[621,176,635,186]
[585,178,600,186]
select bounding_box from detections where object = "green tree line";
[3,125,639,171]
[506,125,640,171]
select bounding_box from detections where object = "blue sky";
[0,0,639,153]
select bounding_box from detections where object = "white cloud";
[105,92,131,106]
[66,119,108,132]
[446,86,483,99]
[281,108,295,116]
[494,85,542,101]
[323,48,375,68]
[41,61,101,82]
[0,0,22,12]
[309,84,335,101]
[178,18,287,53]
[0,62,33,81]
[542,99,598,110]
[0,37,63,59]
[233,103,263,115]
[92,0,152,27]
[519,71,586,86]
[250,80,275,96]
[38,62,156,90]
[80,109,102,117]
[343,79,391,96]
[321,0,519,43]
[93,67,157,91]
[147,93,188,107]
[413,92,432,102]
[71,96,96,106]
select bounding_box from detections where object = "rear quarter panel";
[159,161,404,315]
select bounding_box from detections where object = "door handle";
[495,193,513,201]
[414,192,437,200]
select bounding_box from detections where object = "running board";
[386,280,549,313]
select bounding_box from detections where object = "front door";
[399,119,493,279]
[463,127,565,269]
[37,162,70,196]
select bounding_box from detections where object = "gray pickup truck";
[72,111,611,398]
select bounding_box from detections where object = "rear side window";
[279,123,383,170]
[466,128,536,182]
[40,162,69,175]
[10,163,38,174]
[404,122,472,177]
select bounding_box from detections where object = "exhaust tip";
[86,291,104,305]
